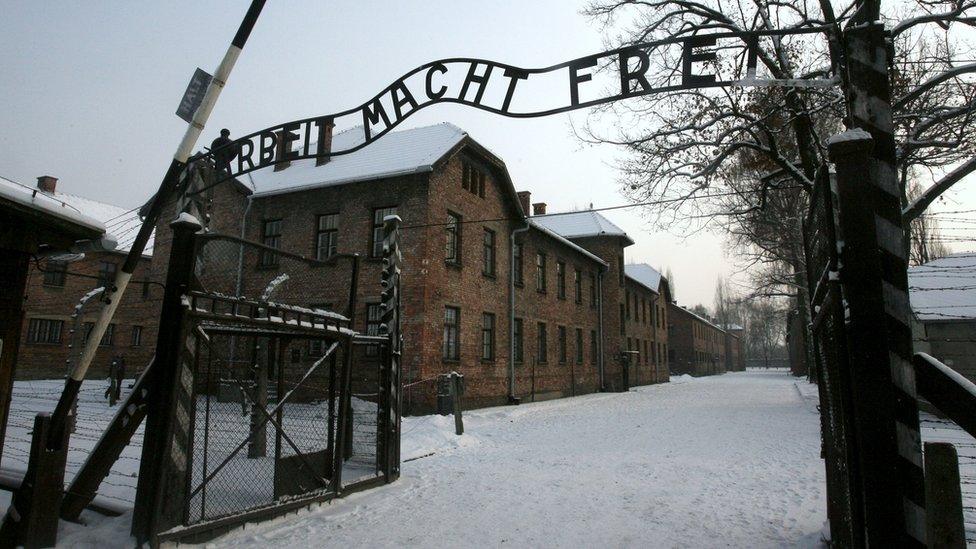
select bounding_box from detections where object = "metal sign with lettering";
[176,68,214,123]
[206,27,834,181]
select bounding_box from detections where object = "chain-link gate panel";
[175,232,374,525]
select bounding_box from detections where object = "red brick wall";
[18,251,158,379]
[655,283,671,382]
[563,235,630,391]
[507,227,604,405]
[667,304,727,376]
[245,173,431,411]
[623,279,669,386]
[143,145,666,412]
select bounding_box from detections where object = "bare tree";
[689,303,712,319]
[713,277,744,328]
[665,266,675,301]
[744,297,786,368]
[906,178,952,265]
[582,0,976,372]
[582,0,976,230]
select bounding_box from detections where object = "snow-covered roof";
[909,253,976,322]
[248,123,468,197]
[673,304,726,333]
[530,210,634,245]
[0,175,153,256]
[527,220,608,267]
[46,190,151,256]
[625,264,662,294]
[0,175,105,235]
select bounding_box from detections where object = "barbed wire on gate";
[402,377,438,389]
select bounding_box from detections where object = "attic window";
[462,161,486,198]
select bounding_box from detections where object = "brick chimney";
[37,175,58,193]
[273,129,294,172]
[532,202,547,216]
[315,119,335,167]
[517,191,531,215]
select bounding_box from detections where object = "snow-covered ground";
[0,379,143,509]
[17,370,974,547]
[206,370,829,547]
[1,371,830,547]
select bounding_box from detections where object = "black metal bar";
[327,351,337,485]
[332,340,356,493]
[914,353,976,437]
[200,359,214,523]
[196,233,360,269]
[230,0,267,48]
[156,488,336,545]
[274,338,284,488]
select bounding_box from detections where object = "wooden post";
[836,21,927,546]
[924,442,966,548]
[451,372,463,436]
[378,216,402,481]
[131,214,201,543]
[61,359,154,521]
[0,250,28,467]
[830,130,926,545]
[0,414,69,548]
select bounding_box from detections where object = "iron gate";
[803,168,863,546]
[148,226,401,541]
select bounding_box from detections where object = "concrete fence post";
[924,442,966,548]
[451,372,464,436]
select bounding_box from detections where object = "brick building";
[723,325,746,372]
[668,304,728,376]
[8,123,682,413]
[145,123,671,412]
[14,176,158,380]
[623,263,672,384]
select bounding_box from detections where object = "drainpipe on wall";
[597,268,606,391]
[509,220,530,403]
[227,189,255,369]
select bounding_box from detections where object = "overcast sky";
[2,1,974,309]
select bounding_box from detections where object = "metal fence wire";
[179,232,389,525]
[803,168,863,547]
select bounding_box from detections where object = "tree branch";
[903,155,976,221]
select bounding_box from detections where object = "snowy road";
[210,371,827,548]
